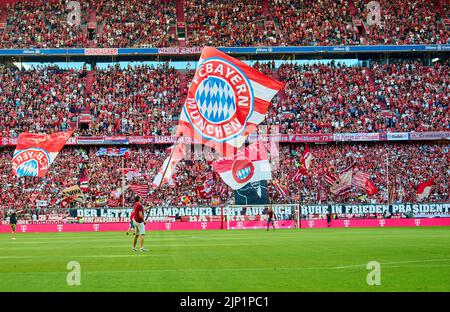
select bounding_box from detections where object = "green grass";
[1,227,450,291]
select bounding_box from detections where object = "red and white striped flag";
[128,184,149,198]
[177,47,285,156]
[416,178,434,200]
[324,171,338,186]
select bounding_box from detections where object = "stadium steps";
[435,0,450,28]
[262,0,269,16]
[272,70,286,102]
[364,66,386,110]
[85,70,95,95]
[176,0,185,22]
[348,0,357,16]
[0,6,6,30]
[179,70,188,103]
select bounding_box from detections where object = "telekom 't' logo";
[201,222,207,230]
[93,224,100,231]
[307,220,315,228]
[414,219,421,226]
[379,220,385,227]
[165,223,172,230]
[21,225,27,232]
[57,224,63,232]
[344,220,350,228]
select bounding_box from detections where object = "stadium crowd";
[271,0,361,46]
[1,0,448,48]
[84,63,181,136]
[93,0,177,48]
[1,60,448,137]
[354,0,449,45]
[0,64,85,138]
[185,0,278,47]
[0,143,448,214]
[271,61,449,133]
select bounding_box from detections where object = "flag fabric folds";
[12,131,74,177]
[122,168,142,181]
[273,179,288,198]
[62,185,85,204]
[128,184,149,198]
[177,46,285,156]
[416,178,434,200]
[152,143,186,188]
[212,142,272,190]
[352,171,379,196]
[330,168,353,196]
[96,147,130,157]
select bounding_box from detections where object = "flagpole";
[386,154,390,204]
[122,156,125,208]
[158,137,182,188]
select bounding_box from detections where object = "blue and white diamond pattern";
[195,76,236,123]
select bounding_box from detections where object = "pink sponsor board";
[0,221,223,233]
[0,218,449,233]
[301,218,450,228]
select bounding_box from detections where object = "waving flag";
[212,142,272,190]
[122,168,142,181]
[128,184,149,198]
[12,131,74,177]
[330,168,353,196]
[96,147,130,157]
[177,47,285,156]
[416,178,434,200]
[152,143,186,188]
[352,171,378,196]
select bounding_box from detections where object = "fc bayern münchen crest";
[12,148,51,177]
[184,58,255,142]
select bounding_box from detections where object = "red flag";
[12,130,74,177]
[352,171,378,196]
[416,178,434,200]
[197,184,213,199]
[177,47,285,156]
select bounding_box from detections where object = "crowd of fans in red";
[0,0,448,48]
[0,65,85,138]
[1,60,448,137]
[270,60,449,133]
[354,0,449,45]
[184,0,278,47]
[0,142,448,213]
[271,0,361,46]
[84,63,180,136]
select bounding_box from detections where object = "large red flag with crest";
[12,131,74,177]
[177,47,285,156]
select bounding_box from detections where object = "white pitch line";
[334,258,450,269]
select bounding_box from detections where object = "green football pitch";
[1,227,450,292]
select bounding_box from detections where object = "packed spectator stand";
[0,143,448,213]
[1,60,448,138]
[0,0,449,218]
[0,0,449,48]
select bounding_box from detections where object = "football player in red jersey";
[131,196,148,252]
